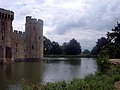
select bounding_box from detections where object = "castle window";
[32,45,34,49]
[5,14,7,19]
[16,48,17,52]
[16,43,17,47]
[2,36,4,40]
[33,27,35,30]
[11,15,13,20]
[8,15,10,19]
[0,12,1,18]
[2,22,4,25]
[39,36,40,40]
[2,13,4,19]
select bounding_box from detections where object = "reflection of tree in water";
[23,61,44,84]
[0,64,13,90]
[44,58,81,65]
[44,60,60,64]
[44,58,66,64]
[64,58,81,66]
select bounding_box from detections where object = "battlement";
[0,8,14,20]
[26,16,43,25]
[13,30,25,35]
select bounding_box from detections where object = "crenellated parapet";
[13,30,25,35]
[26,16,43,25]
[0,8,14,21]
[13,30,25,41]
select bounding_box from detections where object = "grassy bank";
[21,64,120,90]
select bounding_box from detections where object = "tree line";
[43,37,83,55]
[91,22,120,58]
[44,21,120,57]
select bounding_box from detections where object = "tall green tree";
[50,41,62,55]
[43,36,62,55]
[91,22,120,58]
[91,37,108,55]
[63,38,81,55]
[82,49,91,56]
[106,22,120,58]
[43,36,52,55]
[107,22,120,44]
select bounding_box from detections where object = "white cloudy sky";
[0,0,120,50]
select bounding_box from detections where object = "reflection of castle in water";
[0,8,43,64]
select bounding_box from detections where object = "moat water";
[0,58,97,90]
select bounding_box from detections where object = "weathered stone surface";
[0,8,14,64]
[0,8,43,64]
[25,16,43,60]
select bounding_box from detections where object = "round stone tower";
[25,16,43,61]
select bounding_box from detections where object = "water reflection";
[43,58,97,82]
[22,62,44,84]
[0,58,97,90]
[0,64,13,90]
[64,58,81,66]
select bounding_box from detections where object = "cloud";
[0,0,120,50]
[46,28,106,50]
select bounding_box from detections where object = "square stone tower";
[25,16,43,61]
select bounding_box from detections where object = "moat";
[0,58,97,90]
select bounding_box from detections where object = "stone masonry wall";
[12,30,25,60]
[0,8,14,63]
[25,16,43,60]
[0,8,43,63]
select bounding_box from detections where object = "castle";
[0,8,43,64]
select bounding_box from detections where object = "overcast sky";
[0,0,120,50]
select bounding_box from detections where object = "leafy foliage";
[107,22,120,43]
[91,22,120,58]
[62,38,81,55]
[44,37,81,55]
[106,22,120,58]
[91,37,108,55]
[43,36,52,55]
[43,36,62,55]
[82,49,91,56]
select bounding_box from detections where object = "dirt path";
[114,81,120,90]
[109,59,120,90]
[109,59,120,64]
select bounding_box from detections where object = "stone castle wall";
[0,8,43,63]
[12,30,25,60]
[0,8,14,63]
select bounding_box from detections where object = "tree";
[107,22,120,44]
[50,41,62,55]
[43,36,62,55]
[82,49,91,56]
[63,38,81,55]
[91,37,108,55]
[106,22,120,58]
[91,22,120,58]
[43,36,52,55]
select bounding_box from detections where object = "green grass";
[20,64,120,90]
